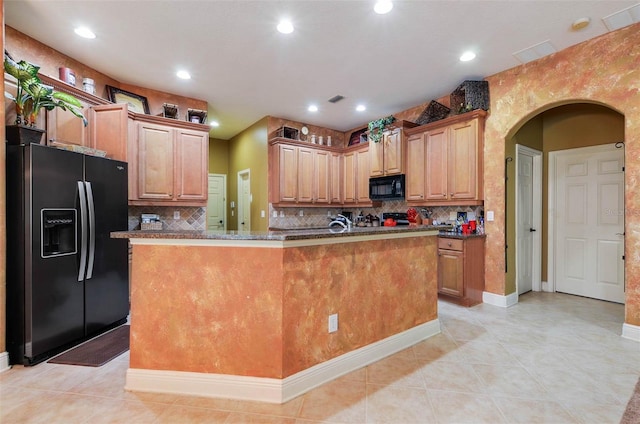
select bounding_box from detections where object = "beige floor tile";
[561,398,629,424]
[366,351,425,389]
[297,376,366,423]
[491,396,578,423]
[420,360,486,394]
[225,412,297,423]
[366,384,434,423]
[427,390,505,424]
[471,363,550,399]
[87,397,174,423]
[156,404,230,423]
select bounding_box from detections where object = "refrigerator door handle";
[85,181,96,279]
[77,181,88,282]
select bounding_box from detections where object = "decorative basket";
[141,221,163,231]
[450,80,490,113]
[415,101,451,125]
[275,126,299,140]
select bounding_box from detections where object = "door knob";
[219,220,223,224]
[241,222,245,225]
[529,228,536,232]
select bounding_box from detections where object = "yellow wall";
[228,117,269,231]
[208,138,229,175]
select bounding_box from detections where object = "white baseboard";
[0,352,10,374]
[541,281,550,292]
[126,318,441,403]
[622,323,640,342]
[483,291,518,308]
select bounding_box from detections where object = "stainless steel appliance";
[369,175,405,200]
[6,144,129,365]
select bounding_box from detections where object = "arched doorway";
[505,103,625,303]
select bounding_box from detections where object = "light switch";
[261,210,265,218]
[487,211,495,221]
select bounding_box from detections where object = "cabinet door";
[330,152,342,204]
[369,138,384,177]
[406,133,426,201]
[343,151,356,204]
[438,249,464,297]
[46,105,90,146]
[449,119,478,200]
[175,129,208,201]
[89,103,128,161]
[383,129,403,175]
[278,144,298,202]
[297,147,314,203]
[356,148,371,204]
[425,127,449,201]
[137,123,174,200]
[314,150,331,204]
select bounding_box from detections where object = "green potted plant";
[4,54,87,144]
[367,115,396,143]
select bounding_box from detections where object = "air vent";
[603,4,640,31]
[328,95,345,103]
[513,40,557,64]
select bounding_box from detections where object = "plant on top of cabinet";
[4,55,87,128]
[367,115,396,143]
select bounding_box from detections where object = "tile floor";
[1,292,639,423]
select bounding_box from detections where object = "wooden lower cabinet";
[437,236,485,306]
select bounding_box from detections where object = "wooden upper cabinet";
[369,122,416,177]
[425,127,449,201]
[89,103,128,161]
[405,110,486,206]
[174,128,208,201]
[449,119,478,200]
[330,152,342,204]
[356,147,371,204]
[342,150,357,204]
[343,145,371,206]
[47,106,90,146]
[269,139,341,206]
[136,122,174,201]
[132,120,209,205]
[405,133,426,201]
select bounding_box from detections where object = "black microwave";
[369,175,405,200]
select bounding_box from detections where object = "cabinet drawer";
[438,237,464,251]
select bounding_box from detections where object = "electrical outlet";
[328,314,338,333]
[299,210,304,217]
[261,210,265,218]
[173,211,180,220]
[273,211,278,218]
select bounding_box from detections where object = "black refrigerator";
[6,143,130,365]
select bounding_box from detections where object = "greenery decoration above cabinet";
[367,115,396,143]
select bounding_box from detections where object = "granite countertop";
[438,231,487,239]
[112,224,447,241]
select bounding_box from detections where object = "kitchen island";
[112,225,441,403]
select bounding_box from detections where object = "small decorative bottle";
[327,136,332,146]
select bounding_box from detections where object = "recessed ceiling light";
[176,70,191,80]
[277,19,294,34]
[74,26,96,39]
[308,105,318,112]
[210,120,220,127]
[356,105,366,112]
[460,51,476,62]
[571,17,591,31]
[374,0,393,15]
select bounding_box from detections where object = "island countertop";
[112,224,446,242]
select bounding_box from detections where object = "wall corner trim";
[0,352,10,374]
[483,291,518,308]
[125,319,440,403]
[622,323,640,342]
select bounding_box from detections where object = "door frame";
[515,145,543,295]
[207,173,227,231]
[237,169,251,231]
[548,143,625,296]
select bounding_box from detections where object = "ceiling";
[4,1,638,140]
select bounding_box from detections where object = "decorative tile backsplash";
[128,206,206,231]
[268,202,483,229]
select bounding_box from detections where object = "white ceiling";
[4,1,638,140]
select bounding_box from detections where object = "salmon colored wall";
[129,235,437,378]
[4,26,207,123]
[484,23,640,325]
[228,117,269,231]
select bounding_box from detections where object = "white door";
[207,174,226,230]
[516,145,542,295]
[237,169,251,231]
[553,144,625,303]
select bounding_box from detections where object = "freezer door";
[28,145,85,361]
[84,156,129,334]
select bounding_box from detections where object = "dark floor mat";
[48,325,129,367]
